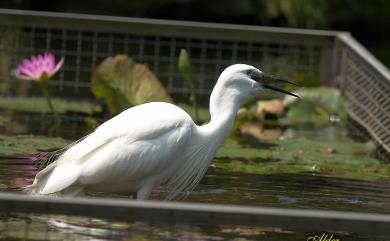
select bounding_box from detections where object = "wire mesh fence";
[0,27,322,100]
[0,8,333,102]
[333,34,390,162]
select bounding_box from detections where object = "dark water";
[1,158,390,240]
[0,114,390,240]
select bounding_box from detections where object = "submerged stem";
[188,77,200,124]
[39,81,61,129]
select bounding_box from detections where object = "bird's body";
[27,102,233,199]
[26,64,298,200]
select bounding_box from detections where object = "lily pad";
[91,55,173,114]
[216,137,390,181]
[0,134,71,156]
[0,97,101,114]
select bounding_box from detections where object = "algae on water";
[0,97,101,114]
[0,115,9,126]
[216,136,390,181]
[0,134,71,156]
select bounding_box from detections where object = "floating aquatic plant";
[0,134,71,156]
[0,97,101,115]
[15,53,64,124]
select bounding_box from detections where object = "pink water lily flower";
[16,53,64,82]
[15,52,64,125]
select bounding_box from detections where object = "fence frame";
[0,192,390,234]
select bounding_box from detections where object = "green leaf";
[91,55,173,114]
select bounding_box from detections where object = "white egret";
[26,64,298,200]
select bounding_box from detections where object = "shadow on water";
[0,112,389,240]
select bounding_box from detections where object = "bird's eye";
[247,69,253,76]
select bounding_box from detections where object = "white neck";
[199,83,245,144]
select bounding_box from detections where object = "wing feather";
[26,102,194,195]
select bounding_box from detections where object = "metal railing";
[334,33,390,156]
[0,192,389,234]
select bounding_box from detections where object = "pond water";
[0,113,389,240]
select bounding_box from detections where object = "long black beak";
[251,70,300,98]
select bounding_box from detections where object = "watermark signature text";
[307,233,340,241]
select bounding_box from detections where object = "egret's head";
[217,64,299,101]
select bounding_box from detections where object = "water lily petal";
[37,54,44,65]
[19,60,34,74]
[43,53,53,70]
[48,53,56,71]
[17,63,36,79]
[31,56,38,67]
[18,74,35,80]
[52,57,64,75]
[14,71,39,81]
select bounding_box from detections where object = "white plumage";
[26,64,298,200]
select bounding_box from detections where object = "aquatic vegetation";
[91,55,172,114]
[0,134,71,156]
[178,49,199,123]
[177,103,210,123]
[216,134,390,181]
[294,72,321,87]
[84,116,99,133]
[236,87,345,130]
[281,87,346,126]
[253,99,285,126]
[0,97,101,114]
[15,53,64,123]
[0,115,10,126]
